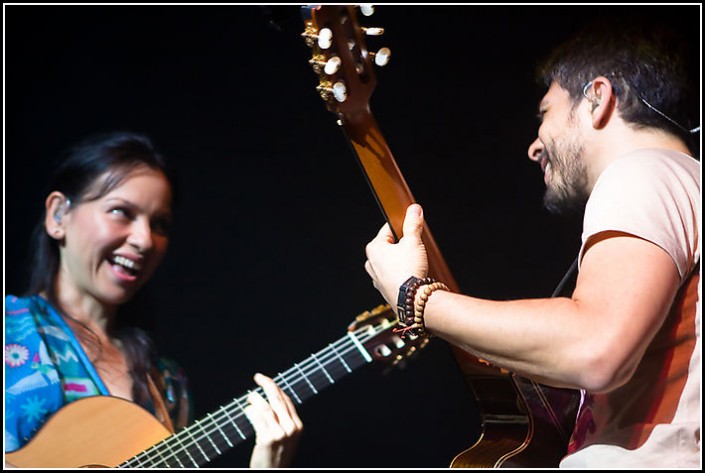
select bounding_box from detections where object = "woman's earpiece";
[53,199,71,223]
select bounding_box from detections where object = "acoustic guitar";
[6,305,427,468]
[300,5,581,468]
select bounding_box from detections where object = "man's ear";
[45,191,69,239]
[586,76,615,129]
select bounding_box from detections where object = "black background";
[5,4,700,468]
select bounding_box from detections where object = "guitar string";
[126,353,353,467]
[126,324,377,467]
[187,319,396,465]
[175,332,367,465]
[122,321,394,467]
[124,339,359,467]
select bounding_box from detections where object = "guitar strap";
[147,373,175,433]
[552,257,579,298]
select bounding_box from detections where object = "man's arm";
[365,205,681,392]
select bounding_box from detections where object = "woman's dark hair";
[537,17,700,156]
[25,130,176,406]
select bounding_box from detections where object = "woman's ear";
[45,191,69,240]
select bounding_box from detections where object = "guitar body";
[452,374,580,467]
[301,5,581,467]
[5,396,170,468]
[6,305,426,468]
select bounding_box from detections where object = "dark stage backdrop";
[5,4,700,469]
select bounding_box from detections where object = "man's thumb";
[403,203,424,239]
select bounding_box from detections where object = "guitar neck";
[341,113,459,291]
[121,323,381,467]
[341,111,505,378]
[300,8,576,467]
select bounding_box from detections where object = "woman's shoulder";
[6,294,33,311]
[5,294,67,341]
[5,294,57,321]
[5,294,43,322]
[5,295,53,353]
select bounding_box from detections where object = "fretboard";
[119,322,383,467]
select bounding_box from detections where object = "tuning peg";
[369,47,391,67]
[317,27,332,49]
[331,81,348,102]
[362,26,384,36]
[359,4,374,16]
[301,26,333,49]
[323,56,342,74]
[316,80,348,103]
[308,55,342,75]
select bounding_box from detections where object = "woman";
[5,131,303,468]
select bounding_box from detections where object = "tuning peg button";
[318,28,332,49]
[370,47,391,66]
[324,56,342,75]
[359,4,374,16]
[308,55,341,75]
[362,27,384,36]
[316,80,348,103]
[332,81,348,102]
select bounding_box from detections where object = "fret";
[295,362,318,395]
[207,412,234,448]
[229,399,250,439]
[347,331,373,363]
[189,418,218,462]
[124,451,148,468]
[205,431,223,456]
[86,315,402,469]
[126,453,149,468]
[329,343,352,373]
[176,437,198,468]
[178,426,201,466]
[129,328,381,468]
[311,351,335,384]
[195,443,211,465]
[277,373,303,404]
[160,436,190,468]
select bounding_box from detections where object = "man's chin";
[544,191,587,216]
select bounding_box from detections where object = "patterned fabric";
[4,294,192,452]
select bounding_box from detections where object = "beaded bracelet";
[395,276,448,340]
[413,281,449,337]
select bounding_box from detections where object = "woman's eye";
[110,207,130,218]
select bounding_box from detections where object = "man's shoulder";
[618,148,699,170]
[604,148,700,184]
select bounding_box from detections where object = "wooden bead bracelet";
[395,276,449,340]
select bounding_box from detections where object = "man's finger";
[402,203,424,240]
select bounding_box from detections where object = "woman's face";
[56,166,173,308]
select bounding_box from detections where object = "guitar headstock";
[301,5,390,121]
[348,303,430,372]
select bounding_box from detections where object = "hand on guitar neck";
[302,6,582,467]
[365,203,429,307]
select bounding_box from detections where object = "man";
[364,19,700,467]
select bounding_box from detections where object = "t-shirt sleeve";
[580,152,700,282]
